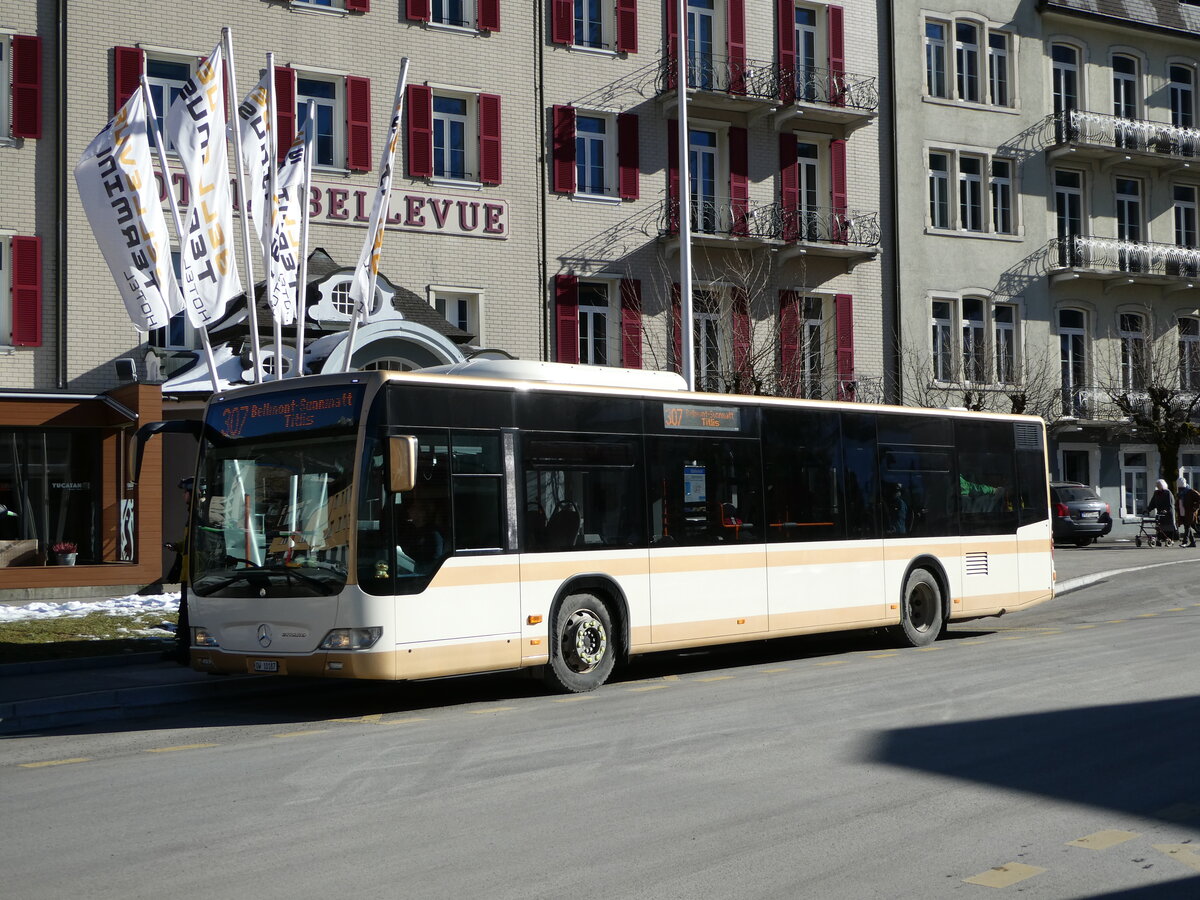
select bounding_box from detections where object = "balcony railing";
[659,55,781,103]
[1051,109,1200,159]
[781,64,879,112]
[1054,384,1200,422]
[1045,236,1200,278]
[662,200,880,248]
[777,374,884,404]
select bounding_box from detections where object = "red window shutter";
[727,0,746,95]
[477,0,500,31]
[835,293,854,400]
[11,36,42,139]
[779,291,800,397]
[779,133,799,242]
[671,283,682,374]
[620,279,642,369]
[345,76,372,171]
[275,66,297,163]
[617,113,639,200]
[407,0,431,22]
[667,118,679,233]
[11,236,42,347]
[777,0,795,103]
[729,127,749,236]
[406,84,433,178]
[551,0,574,44]
[616,0,638,53]
[113,46,144,114]
[828,5,846,106]
[732,289,751,391]
[552,105,576,193]
[666,0,678,89]
[478,93,502,185]
[345,0,369,10]
[830,138,848,242]
[555,273,579,364]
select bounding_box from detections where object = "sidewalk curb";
[1056,555,1200,596]
[0,672,292,735]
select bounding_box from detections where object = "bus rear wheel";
[544,592,615,693]
[895,568,944,648]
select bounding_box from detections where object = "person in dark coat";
[1147,479,1178,544]
[1177,481,1200,548]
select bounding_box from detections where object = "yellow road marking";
[629,684,669,692]
[870,653,898,658]
[1155,844,1200,872]
[915,646,943,652]
[332,714,383,724]
[763,667,791,673]
[963,863,1045,887]
[552,696,591,703]
[1168,607,1186,612]
[1068,830,1138,850]
[1075,624,1098,629]
[663,674,680,681]
[381,717,428,725]
[1156,803,1200,822]
[815,660,847,666]
[145,743,218,753]
[1105,620,1125,624]
[696,674,736,681]
[468,706,515,714]
[273,729,328,739]
[19,757,91,768]
[959,640,987,645]
[1137,613,1159,618]
[1000,635,1025,641]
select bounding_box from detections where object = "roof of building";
[1040,0,1200,35]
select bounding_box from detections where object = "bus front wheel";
[895,568,944,648]
[544,592,615,693]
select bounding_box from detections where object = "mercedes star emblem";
[257,624,272,648]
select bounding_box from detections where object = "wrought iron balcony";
[1054,384,1200,423]
[783,206,880,247]
[1048,110,1200,167]
[658,54,781,111]
[776,65,879,129]
[777,374,884,404]
[1043,236,1200,288]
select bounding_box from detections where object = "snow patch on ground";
[0,592,181,623]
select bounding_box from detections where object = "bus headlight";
[192,627,219,648]
[319,627,382,650]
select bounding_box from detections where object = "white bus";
[182,361,1053,692]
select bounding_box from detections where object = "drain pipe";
[882,0,902,404]
[535,0,549,360]
[55,0,68,388]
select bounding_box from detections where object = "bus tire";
[895,568,943,648]
[543,592,615,693]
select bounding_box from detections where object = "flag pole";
[223,27,263,384]
[265,52,284,380]
[343,59,409,373]
[295,99,315,378]
[676,0,694,391]
[141,73,220,390]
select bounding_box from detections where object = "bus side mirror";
[389,436,418,494]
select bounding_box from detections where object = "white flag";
[167,41,240,328]
[267,120,310,326]
[348,77,406,322]
[235,72,272,253]
[74,87,177,331]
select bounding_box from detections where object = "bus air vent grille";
[964,551,989,576]
[1014,423,1042,450]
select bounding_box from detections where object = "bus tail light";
[192,627,219,648]
[320,627,382,650]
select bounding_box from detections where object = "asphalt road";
[4,566,1200,899]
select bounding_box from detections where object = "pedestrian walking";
[1178,481,1200,548]
[1147,478,1178,545]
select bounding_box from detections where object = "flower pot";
[54,552,77,566]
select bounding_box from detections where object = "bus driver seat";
[544,500,580,550]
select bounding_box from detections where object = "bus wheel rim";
[908,582,935,632]
[564,609,607,673]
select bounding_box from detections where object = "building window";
[794,6,821,102]
[0,239,8,344]
[1121,451,1149,517]
[924,21,947,99]
[1170,65,1195,130]
[578,281,610,365]
[689,127,720,234]
[1059,308,1087,416]
[799,296,823,398]
[1112,54,1138,120]
[797,140,821,238]
[931,299,954,382]
[0,37,8,140]
[1175,184,1198,250]
[1116,177,1144,271]
[1180,317,1200,390]
[991,159,1013,234]
[694,293,723,392]
[1119,312,1146,391]
[433,0,472,27]
[432,288,482,340]
[1052,43,1080,141]
[958,155,984,232]
[994,304,1016,384]
[929,152,950,229]
[297,76,340,168]
[330,281,355,316]
[961,298,986,382]
[146,58,191,153]
[955,22,980,103]
[362,358,419,372]
[988,32,1009,106]
[575,115,611,196]
[574,0,606,49]
[433,93,470,180]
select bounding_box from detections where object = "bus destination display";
[210,384,364,439]
[663,404,741,432]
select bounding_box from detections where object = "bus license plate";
[253,660,279,673]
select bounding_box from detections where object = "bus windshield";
[191,433,357,598]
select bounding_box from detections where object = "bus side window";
[840,412,880,540]
[956,420,1018,536]
[762,408,843,542]
[647,436,762,547]
[451,431,505,551]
